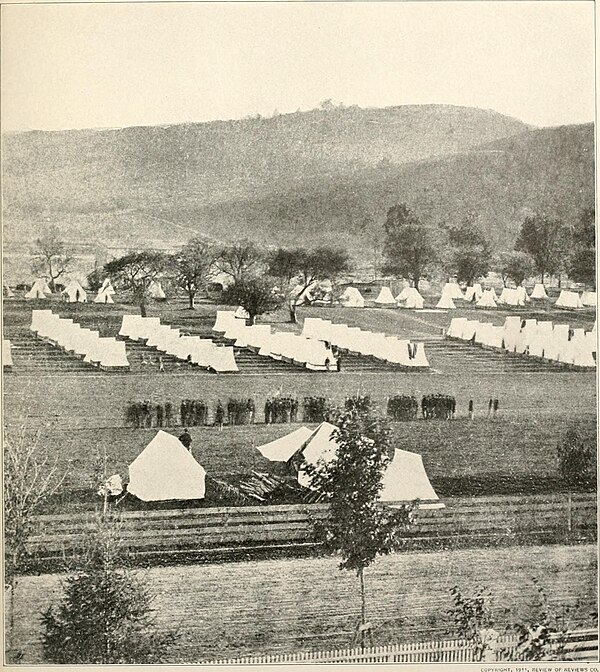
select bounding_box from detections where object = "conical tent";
[403,288,424,309]
[530,284,548,300]
[128,430,206,502]
[25,279,51,299]
[374,286,396,305]
[234,306,250,319]
[395,286,411,302]
[515,286,531,303]
[149,281,166,299]
[62,280,87,303]
[339,287,365,308]
[464,284,483,302]
[94,287,114,304]
[3,284,14,298]
[101,278,116,295]
[446,283,464,300]
[297,422,339,488]
[436,288,456,309]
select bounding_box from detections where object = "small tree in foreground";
[41,511,176,664]
[557,423,596,490]
[222,277,284,325]
[4,424,64,661]
[304,397,415,648]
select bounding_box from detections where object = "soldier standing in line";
[156,403,164,428]
[180,399,187,427]
[493,398,499,419]
[215,400,225,430]
[264,398,271,424]
[165,401,173,427]
[487,398,493,419]
[246,398,255,424]
[468,399,474,421]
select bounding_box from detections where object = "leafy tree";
[494,251,536,287]
[213,240,264,283]
[32,225,74,291]
[42,511,176,664]
[557,423,596,490]
[382,204,437,291]
[222,277,284,325]
[514,214,569,283]
[304,396,415,648]
[268,246,351,322]
[104,251,168,317]
[447,586,496,661]
[4,423,64,661]
[86,266,106,292]
[568,207,596,288]
[170,237,218,309]
[446,215,492,285]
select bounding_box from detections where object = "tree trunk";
[541,272,545,284]
[248,314,256,326]
[413,277,419,292]
[7,574,16,662]
[359,567,366,651]
[188,291,195,310]
[140,296,147,318]
[289,303,297,324]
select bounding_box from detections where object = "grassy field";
[3,296,596,501]
[11,544,597,663]
[17,413,597,502]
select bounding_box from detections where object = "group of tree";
[381,204,595,290]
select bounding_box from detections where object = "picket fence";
[202,629,598,665]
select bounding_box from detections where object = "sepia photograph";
[1,0,597,666]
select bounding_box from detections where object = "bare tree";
[32,226,74,291]
[213,240,264,283]
[170,238,218,309]
[4,422,64,661]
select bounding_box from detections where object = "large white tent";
[530,284,548,300]
[374,286,396,305]
[443,282,464,301]
[148,281,166,299]
[555,290,584,309]
[256,427,314,462]
[380,449,443,507]
[296,422,442,506]
[62,280,87,303]
[25,279,52,299]
[339,287,365,308]
[128,430,206,501]
[101,278,116,295]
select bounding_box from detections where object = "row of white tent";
[22,278,168,303]
[374,286,425,309]
[447,316,596,368]
[3,339,13,367]
[213,311,336,370]
[30,310,130,368]
[119,315,238,372]
[302,317,429,367]
[126,426,443,507]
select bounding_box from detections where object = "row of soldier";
[264,397,300,424]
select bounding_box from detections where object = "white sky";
[1,1,595,132]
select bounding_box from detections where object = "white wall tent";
[446,318,467,338]
[128,430,206,501]
[235,306,250,319]
[380,449,443,507]
[339,287,365,308]
[297,422,339,488]
[25,279,52,299]
[62,280,87,303]
[374,286,396,305]
[515,286,531,304]
[476,289,497,308]
[555,290,584,309]
[256,427,314,462]
[530,284,548,300]
[3,339,13,367]
[581,291,597,307]
[498,288,524,307]
[528,321,553,358]
[213,311,239,333]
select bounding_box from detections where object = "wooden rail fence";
[27,492,596,563]
[202,629,599,664]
